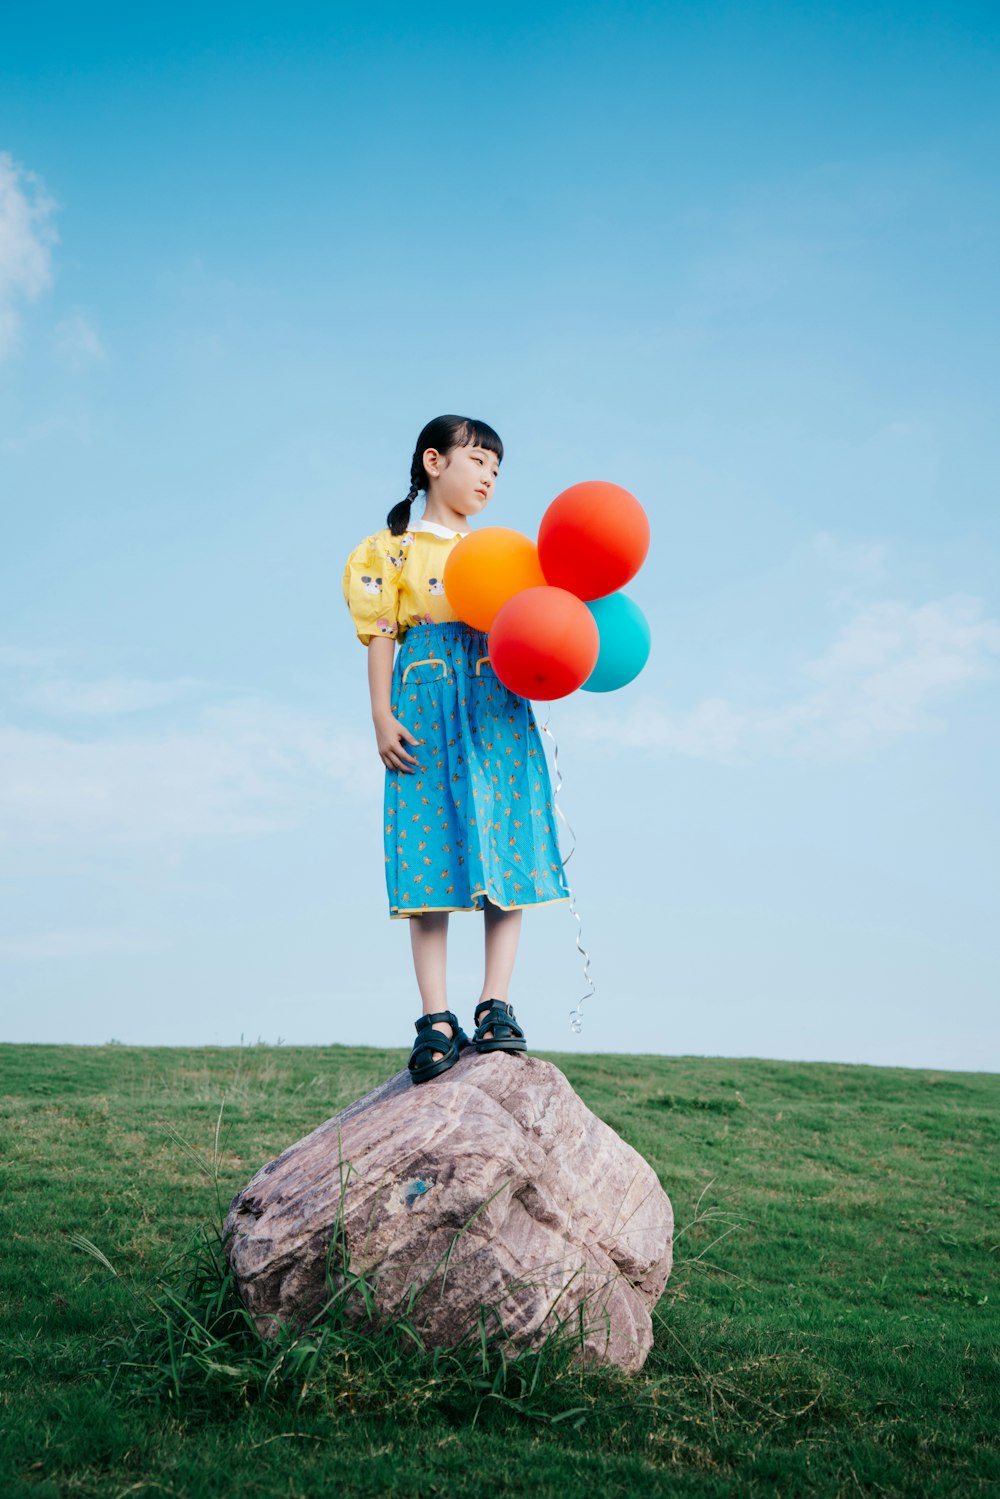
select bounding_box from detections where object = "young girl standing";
[342,415,571,1084]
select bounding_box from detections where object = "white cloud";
[565,595,1000,762]
[0,658,380,846]
[0,151,57,358]
[0,929,165,960]
[0,643,70,671]
[803,596,1000,745]
[680,153,943,321]
[813,531,887,582]
[1,413,94,453]
[3,586,994,852]
[54,309,107,369]
[0,696,379,848]
[24,675,205,717]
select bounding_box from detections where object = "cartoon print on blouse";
[360,575,382,595]
[427,577,445,595]
[376,618,397,636]
[387,531,416,567]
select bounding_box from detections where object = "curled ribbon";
[538,704,595,1035]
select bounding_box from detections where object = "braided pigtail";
[387,482,419,537]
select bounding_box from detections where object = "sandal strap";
[416,1010,459,1032]
[410,1042,446,1066]
[409,1033,459,1067]
[474,999,513,1023]
[473,1000,524,1042]
[410,1010,461,1070]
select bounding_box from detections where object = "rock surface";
[225,1050,673,1371]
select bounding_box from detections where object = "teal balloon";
[581,592,651,692]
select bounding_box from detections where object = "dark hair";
[386,415,503,536]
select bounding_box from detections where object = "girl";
[342,415,571,1084]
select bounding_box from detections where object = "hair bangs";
[452,417,504,465]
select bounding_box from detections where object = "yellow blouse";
[342,518,467,646]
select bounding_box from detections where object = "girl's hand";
[374,712,421,773]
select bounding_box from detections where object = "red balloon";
[489,586,599,701]
[538,481,650,601]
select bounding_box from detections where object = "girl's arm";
[367,635,395,722]
[368,636,420,773]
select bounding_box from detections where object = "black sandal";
[408,1010,468,1085]
[473,999,527,1054]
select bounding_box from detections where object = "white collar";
[410,518,466,540]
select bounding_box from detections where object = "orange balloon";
[538,481,650,601]
[489,586,600,701]
[443,527,547,631]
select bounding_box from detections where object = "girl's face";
[422,443,500,519]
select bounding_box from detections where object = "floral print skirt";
[384,622,571,919]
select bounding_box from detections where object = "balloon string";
[538,704,595,1036]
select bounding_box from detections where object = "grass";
[0,1041,998,1497]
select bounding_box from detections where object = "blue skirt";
[384,622,571,919]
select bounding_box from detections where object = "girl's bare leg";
[409,911,451,1058]
[476,898,523,1036]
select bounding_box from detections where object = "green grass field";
[1,1043,997,1498]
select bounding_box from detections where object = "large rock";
[225,1050,673,1371]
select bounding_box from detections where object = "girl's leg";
[409,911,451,1058]
[477,898,524,1036]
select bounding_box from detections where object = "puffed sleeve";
[342,530,402,647]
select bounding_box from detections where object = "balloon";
[489,586,599,701]
[538,481,650,601]
[443,527,546,632]
[581,593,651,692]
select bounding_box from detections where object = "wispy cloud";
[23,675,205,717]
[680,152,945,320]
[566,594,1000,762]
[0,655,380,847]
[0,644,70,671]
[0,697,379,847]
[812,531,888,583]
[0,929,165,960]
[0,414,94,454]
[54,309,107,369]
[0,151,57,359]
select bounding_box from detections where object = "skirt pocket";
[401,655,452,687]
[470,653,522,721]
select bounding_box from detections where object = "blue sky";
[1,2,998,1068]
